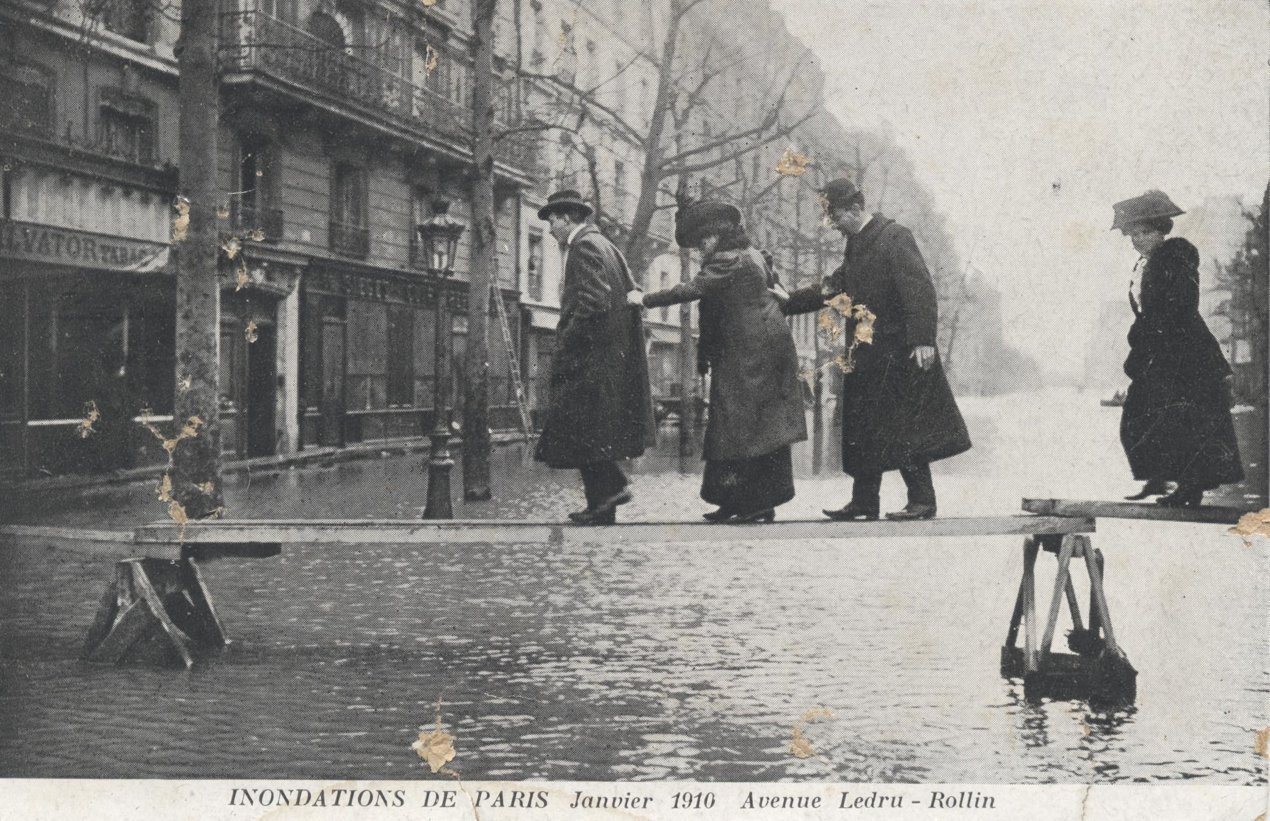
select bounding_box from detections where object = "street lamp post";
[417,199,466,519]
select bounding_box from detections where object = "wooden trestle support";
[82,554,231,668]
[1000,533,1137,704]
[81,532,283,666]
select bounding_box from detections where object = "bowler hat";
[537,189,593,221]
[675,200,742,248]
[1111,190,1184,231]
[819,178,863,210]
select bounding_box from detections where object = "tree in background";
[462,0,499,500]
[1213,182,1269,406]
[513,0,820,278]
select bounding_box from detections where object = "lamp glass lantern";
[416,198,466,275]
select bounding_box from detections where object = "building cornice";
[0,3,178,77]
[0,129,178,193]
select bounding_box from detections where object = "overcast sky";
[772,0,1269,377]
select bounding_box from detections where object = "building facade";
[1,0,861,480]
[1,0,534,479]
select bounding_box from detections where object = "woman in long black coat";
[634,202,807,522]
[1113,190,1243,506]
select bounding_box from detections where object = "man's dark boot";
[826,473,882,521]
[888,462,936,520]
[823,500,880,521]
[885,502,936,521]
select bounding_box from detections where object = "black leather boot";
[823,501,880,521]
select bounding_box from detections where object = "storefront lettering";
[0,219,166,271]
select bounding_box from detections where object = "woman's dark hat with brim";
[537,189,593,221]
[818,178,863,211]
[1111,190,1184,231]
[675,200,741,248]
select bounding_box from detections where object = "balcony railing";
[231,204,284,241]
[219,10,539,176]
[330,221,370,258]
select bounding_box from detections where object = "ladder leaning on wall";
[492,285,535,443]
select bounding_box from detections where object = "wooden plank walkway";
[0,525,136,558]
[1022,498,1254,525]
[130,515,1095,557]
[1,525,132,544]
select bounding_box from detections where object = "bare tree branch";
[662,104,817,176]
[514,69,648,146]
[660,66,807,168]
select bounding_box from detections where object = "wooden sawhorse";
[999,532,1135,704]
[1003,498,1255,704]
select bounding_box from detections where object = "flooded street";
[1,389,1266,783]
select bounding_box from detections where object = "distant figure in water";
[1112,190,1243,507]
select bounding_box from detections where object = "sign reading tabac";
[0,219,169,272]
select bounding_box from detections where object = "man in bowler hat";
[783,179,971,520]
[533,190,656,524]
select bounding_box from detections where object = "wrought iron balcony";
[231,204,284,241]
[219,10,539,176]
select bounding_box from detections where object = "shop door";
[246,321,277,457]
[220,295,279,459]
[219,321,246,458]
[319,317,345,447]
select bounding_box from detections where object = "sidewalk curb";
[2,431,534,496]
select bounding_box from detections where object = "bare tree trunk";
[673,155,696,463]
[622,1,683,279]
[677,246,695,464]
[170,0,224,520]
[463,0,496,500]
[811,237,826,475]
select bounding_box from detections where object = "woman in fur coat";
[1113,190,1243,506]
[630,201,807,522]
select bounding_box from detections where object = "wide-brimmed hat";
[675,200,742,248]
[537,189,593,221]
[1111,190,1184,231]
[818,178,863,211]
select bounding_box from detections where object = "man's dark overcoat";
[644,247,807,461]
[1120,237,1243,487]
[534,224,656,468]
[786,215,971,475]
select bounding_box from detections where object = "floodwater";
[1,389,1266,782]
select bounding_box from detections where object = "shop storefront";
[0,165,301,479]
[300,263,445,447]
[0,167,175,479]
[298,263,524,448]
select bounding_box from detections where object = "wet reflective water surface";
[1,390,1266,782]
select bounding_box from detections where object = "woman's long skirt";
[701,445,795,513]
